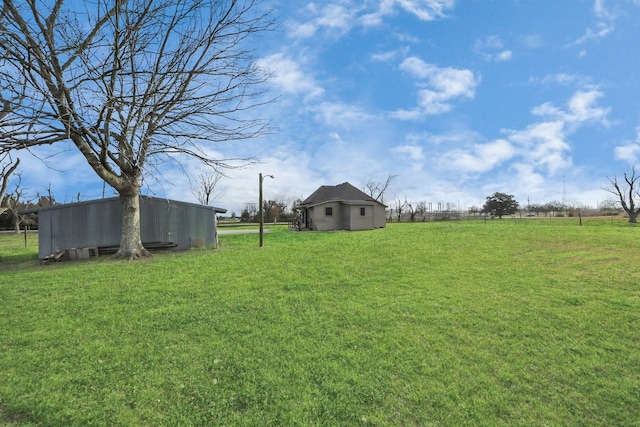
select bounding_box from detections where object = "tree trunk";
[113,189,151,260]
[629,213,638,223]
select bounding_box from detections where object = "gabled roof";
[300,182,385,207]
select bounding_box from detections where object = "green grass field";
[1,219,639,426]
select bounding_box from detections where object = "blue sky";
[15,0,640,215]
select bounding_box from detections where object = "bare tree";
[416,201,428,221]
[401,199,427,222]
[263,195,289,223]
[404,198,418,222]
[0,0,274,258]
[394,198,406,223]
[36,182,56,207]
[191,170,223,206]
[4,171,33,234]
[468,205,482,217]
[241,202,258,222]
[0,155,20,215]
[604,167,640,223]
[364,174,397,203]
[1,87,21,213]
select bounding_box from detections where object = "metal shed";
[27,196,226,259]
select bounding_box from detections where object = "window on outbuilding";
[325,207,333,216]
[360,207,366,216]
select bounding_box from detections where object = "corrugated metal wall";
[36,196,221,259]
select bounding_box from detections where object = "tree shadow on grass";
[0,253,40,272]
[0,403,40,426]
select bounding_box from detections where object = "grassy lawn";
[1,219,639,426]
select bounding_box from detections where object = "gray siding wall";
[305,201,386,231]
[348,205,373,230]
[341,204,351,230]
[373,204,387,228]
[39,198,121,258]
[143,198,216,249]
[36,197,220,259]
[309,201,342,231]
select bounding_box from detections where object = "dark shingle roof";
[300,182,382,206]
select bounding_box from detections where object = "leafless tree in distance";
[4,171,34,234]
[191,169,224,206]
[364,174,397,203]
[603,166,640,223]
[0,155,20,215]
[394,197,406,222]
[0,72,22,215]
[0,0,274,258]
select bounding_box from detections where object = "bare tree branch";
[603,166,640,223]
[191,169,223,205]
[3,170,35,233]
[0,155,20,212]
[0,0,275,258]
[364,174,397,203]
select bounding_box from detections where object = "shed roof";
[20,195,227,215]
[300,182,385,207]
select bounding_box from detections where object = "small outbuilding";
[26,195,226,259]
[297,182,387,231]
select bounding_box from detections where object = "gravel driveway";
[218,229,271,235]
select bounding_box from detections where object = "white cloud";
[160,147,321,216]
[406,129,483,147]
[532,90,610,127]
[519,34,543,49]
[391,145,424,167]
[442,139,516,173]
[474,35,513,62]
[392,144,424,161]
[533,73,583,86]
[511,163,545,189]
[395,0,455,21]
[392,56,477,119]
[392,32,421,43]
[315,4,355,32]
[391,144,425,171]
[570,0,616,46]
[288,3,358,39]
[566,90,610,123]
[415,88,456,115]
[432,90,611,182]
[362,0,455,26]
[14,143,113,203]
[288,21,317,39]
[391,108,423,121]
[507,121,571,175]
[614,126,640,164]
[495,50,512,62]
[313,101,376,128]
[257,53,324,101]
[476,35,504,50]
[614,143,640,164]
[360,0,395,26]
[370,46,411,62]
[594,0,614,20]
[573,22,614,45]
[292,0,454,36]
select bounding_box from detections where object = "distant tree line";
[386,190,626,223]
[239,198,299,223]
[0,180,56,233]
